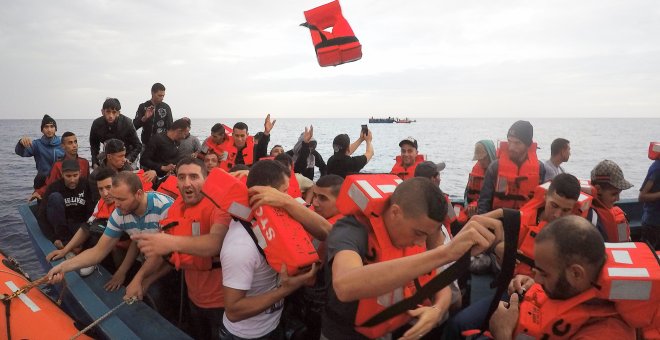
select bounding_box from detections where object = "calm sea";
[1,118,657,276]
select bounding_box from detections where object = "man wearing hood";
[327,127,373,178]
[16,114,65,189]
[287,125,327,180]
[89,98,142,168]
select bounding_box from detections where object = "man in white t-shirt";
[220,160,331,339]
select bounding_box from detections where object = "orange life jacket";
[301,0,362,67]
[202,136,227,158]
[287,169,302,200]
[492,141,540,210]
[219,135,255,170]
[389,154,425,180]
[466,162,487,203]
[156,175,179,199]
[335,174,436,338]
[94,199,115,220]
[649,142,660,160]
[135,169,154,192]
[582,184,631,242]
[443,194,457,238]
[514,242,660,339]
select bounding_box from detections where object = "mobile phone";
[361,124,368,136]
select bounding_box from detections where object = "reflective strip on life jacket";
[492,141,540,210]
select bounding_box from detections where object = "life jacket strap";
[237,219,267,260]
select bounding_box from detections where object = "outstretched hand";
[303,125,313,143]
[264,114,277,135]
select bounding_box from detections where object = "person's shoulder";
[575,314,635,339]
[150,191,174,207]
[91,116,105,126]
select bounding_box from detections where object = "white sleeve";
[221,224,260,291]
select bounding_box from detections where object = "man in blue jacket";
[16,114,64,189]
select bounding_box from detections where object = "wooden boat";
[18,203,192,340]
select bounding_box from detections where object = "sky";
[1,0,659,119]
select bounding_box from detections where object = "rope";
[69,297,137,340]
[0,275,50,302]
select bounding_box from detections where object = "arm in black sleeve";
[37,186,56,242]
[477,161,498,214]
[141,139,166,176]
[314,150,327,176]
[254,133,269,161]
[293,142,312,172]
[133,103,146,130]
[89,121,101,167]
[538,161,546,184]
[124,123,143,163]
[165,104,173,129]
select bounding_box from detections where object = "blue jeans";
[46,192,77,243]
[444,292,509,339]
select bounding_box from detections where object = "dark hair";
[211,123,226,134]
[61,131,76,141]
[104,138,125,154]
[551,138,570,156]
[151,83,166,93]
[229,164,250,172]
[170,118,190,131]
[233,122,248,133]
[112,171,142,194]
[547,173,580,200]
[274,153,293,169]
[246,160,289,189]
[316,174,344,197]
[176,157,208,178]
[535,215,606,280]
[102,97,121,110]
[390,177,447,223]
[94,166,116,183]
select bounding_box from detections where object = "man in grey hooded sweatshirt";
[286,125,327,180]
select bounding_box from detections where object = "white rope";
[69,297,137,339]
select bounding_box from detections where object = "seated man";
[33,131,90,201]
[220,160,330,339]
[219,115,275,170]
[203,152,220,170]
[390,137,424,180]
[198,123,230,162]
[327,128,373,178]
[141,118,190,177]
[489,216,635,339]
[37,159,94,248]
[586,160,634,242]
[270,145,285,158]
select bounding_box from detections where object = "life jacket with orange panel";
[466,162,487,204]
[514,242,660,339]
[156,175,179,199]
[301,0,362,67]
[219,135,255,171]
[581,183,630,242]
[390,154,425,180]
[492,141,540,210]
[335,174,437,338]
[287,168,302,200]
[135,169,154,192]
[649,142,660,160]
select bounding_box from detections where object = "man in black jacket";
[141,118,189,177]
[133,83,173,146]
[90,98,142,167]
[286,126,327,180]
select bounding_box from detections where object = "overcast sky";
[1,1,658,119]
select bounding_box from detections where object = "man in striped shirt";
[48,171,173,301]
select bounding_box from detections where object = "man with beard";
[133,83,173,146]
[90,98,142,167]
[33,131,90,201]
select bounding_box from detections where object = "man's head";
[274,153,293,171]
[399,137,419,167]
[151,83,166,105]
[270,145,285,157]
[204,152,219,169]
[101,98,121,125]
[210,123,227,144]
[168,118,190,142]
[232,122,249,149]
[543,173,581,223]
[506,120,534,163]
[94,167,116,205]
[176,157,208,206]
[332,134,350,155]
[551,138,571,162]
[41,114,57,137]
[590,160,633,208]
[61,159,81,189]
[414,161,446,187]
[383,178,447,248]
[246,160,290,193]
[111,171,144,215]
[104,139,127,170]
[534,215,606,300]
[312,175,344,219]
[61,131,78,158]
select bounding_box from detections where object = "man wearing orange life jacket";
[586,160,633,242]
[322,177,501,340]
[220,160,330,339]
[390,137,424,180]
[131,157,233,340]
[478,120,546,214]
[198,123,231,162]
[218,115,275,171]
[489,216,635,339]
[464,140,497,218]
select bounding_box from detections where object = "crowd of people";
[15,83,660,339]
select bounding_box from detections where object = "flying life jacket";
[581,184,630,243]
[156,175,179,199]
[466,162,487,204]
[219,135,255,171]
[159,168,252,271]
[514,242,660,339]
[389,154,425,180]
[301,0,362,67]
[335,174,436,338]
[492,141,540,210]
[649,142,660,160]
[135,169,154,191]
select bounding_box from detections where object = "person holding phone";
[133,83,173,147]
[327,125,374,178]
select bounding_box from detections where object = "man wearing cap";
[133,83,173,147]
[16,114,65,190]
[391,137,424,180]
[327,127,374,178]
[90,98,142,168]
[477,120,545,214]
[543,138,570,182]
[586,160,633,242]
[37,159,94,249]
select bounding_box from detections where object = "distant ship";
[368,116,416,123]
[395,118,416,123]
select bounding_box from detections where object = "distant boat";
[369,117,395,123]
[395,118,415,123]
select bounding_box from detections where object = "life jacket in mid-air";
[466,162,487,204]
[156,175,179,199]
[389,154,425,180]
[514,242,660,339]
[649,142,660,160]
[335,174,436,338]
[581,183,630,243]
[492,141,540,210]
[219,135,255,171]
[301,0,362,67]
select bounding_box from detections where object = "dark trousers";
[219,322,283,340]
[641,225,660,250]
[443,292,509,339]
[46,192,77,243]
[188,301,224,340]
